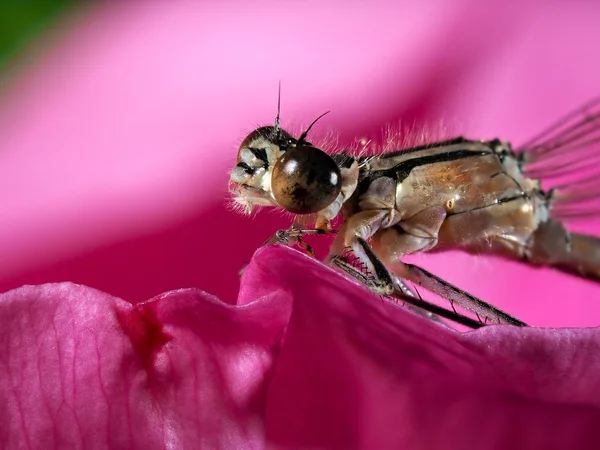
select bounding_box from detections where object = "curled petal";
[1,249,600,449]
[253,246,600,449]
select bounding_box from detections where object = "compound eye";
[271,146,342,214]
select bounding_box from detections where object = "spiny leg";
[331,237,396,295]
[386,259,527,326]
[331,242,448,326]
[239,227,336,278]
[264,228,338,257]
[330,237,487,329]
[391,276,450,327]
[396,277,484,329]
[365,224,526,326]
[239,227,338,277]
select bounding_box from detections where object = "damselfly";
[229,95,600,329]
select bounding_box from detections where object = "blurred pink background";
[0,1,598,327]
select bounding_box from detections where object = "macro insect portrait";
[229,92,600,329]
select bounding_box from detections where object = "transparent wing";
[518,96,600,221]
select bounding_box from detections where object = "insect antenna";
[297,111,331,145]
[274,81,282,141]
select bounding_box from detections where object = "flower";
[2,245,600,448]
[1,1,600,448]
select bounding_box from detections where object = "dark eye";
[271,146,342,214]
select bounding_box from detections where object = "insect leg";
[264,227,338,257]
[386,259,527,326]
[330,237,488,328]
[331,236,395,294]
[335,218,525,325]
[238,228,337,277]
[391,276,453,327]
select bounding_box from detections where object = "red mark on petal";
[116,300,172,372]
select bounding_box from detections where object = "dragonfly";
[229,94,600,329]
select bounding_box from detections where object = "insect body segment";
[229,99,600,328]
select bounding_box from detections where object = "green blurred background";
[0,1,75,70]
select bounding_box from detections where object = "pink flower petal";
[0,279,291,448]
[3,246,599,448]
[2,2,600,446]
[0,1,598,326]
[254,246,600,449]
